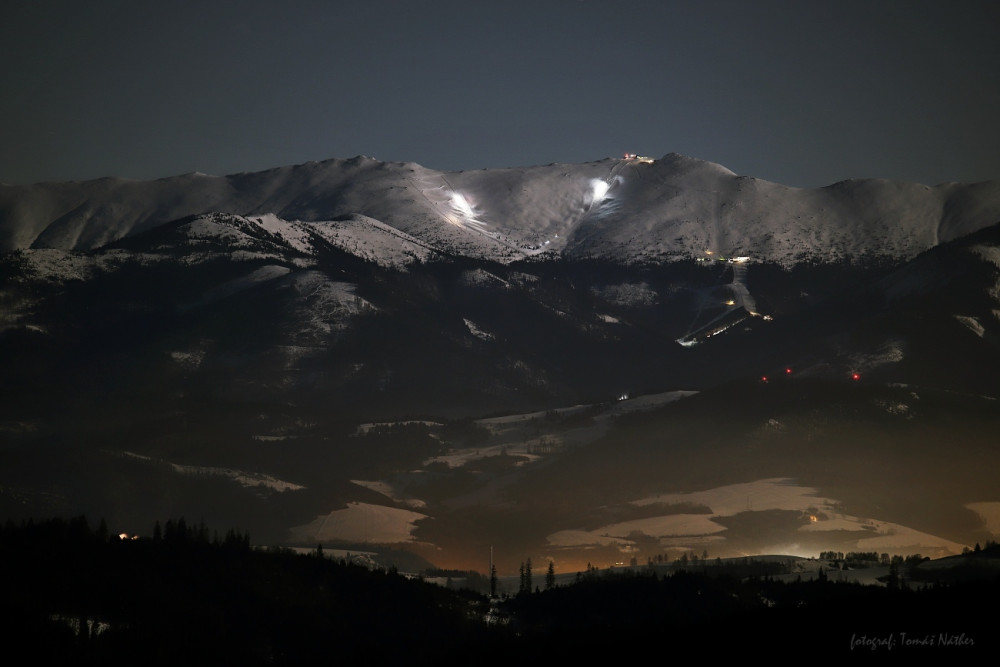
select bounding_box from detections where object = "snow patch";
[848,339,904,371]
[289,502,428,544]
[873,400,910,416]
[459,268,510,288]
[548,478,967,556]
[253,214,313,253]
[169,350,205,369]
[286,273,375,342]
[122,451,304,492]
[850,522,967,554]
[354,420,441,435]
[546,530,632,548]
[24,249,98,282]
[464,318,495,341]
[954,314,985,337]
[972,244,1000,269]
[424,439,550,469]
[631,478,831,516]
[351,480,426,509]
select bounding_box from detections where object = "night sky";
[3,0,999,187]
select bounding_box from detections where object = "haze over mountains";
[2,153,999,573]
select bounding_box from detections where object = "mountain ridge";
[4,153,999,268]
[2,153,1000,568]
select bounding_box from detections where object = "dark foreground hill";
[2,517,995,663]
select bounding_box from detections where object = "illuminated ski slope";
[677,254,762,346]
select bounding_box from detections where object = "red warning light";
[785,368,792,374]
[761,376,768,383]
[851,372,861,381]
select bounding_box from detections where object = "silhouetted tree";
[519,558,533,594]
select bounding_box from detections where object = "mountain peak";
[658,152,738,177]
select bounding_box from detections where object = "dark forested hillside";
[0,517,493,665]
[2,517,995,663]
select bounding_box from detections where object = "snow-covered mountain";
[2,153,999,571]
[4,153,1000,266]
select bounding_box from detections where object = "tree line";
[2,516,996,662]
[0,516,498,665]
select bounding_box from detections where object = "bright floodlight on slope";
[589,179,610,203]
[450,192,475,218]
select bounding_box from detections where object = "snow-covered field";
[351,479,427,510]
[121,451,305,492]
[547,478,968,558]
[423,390,697,470]
[289,502,428,544]
[630,478,832,515]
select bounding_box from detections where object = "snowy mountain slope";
[0,157,509,259]
[561,155,1000,265]
[439,159,620,253]
[0,173,239,251]
[106,211,444,271]
[3,154,1000,568]
[4,154,1000,267]
[7,214,999,420]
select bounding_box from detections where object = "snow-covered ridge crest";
[3,153,1000,267]
[129,211,441,270]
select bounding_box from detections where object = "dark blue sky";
[3,0,999,187]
